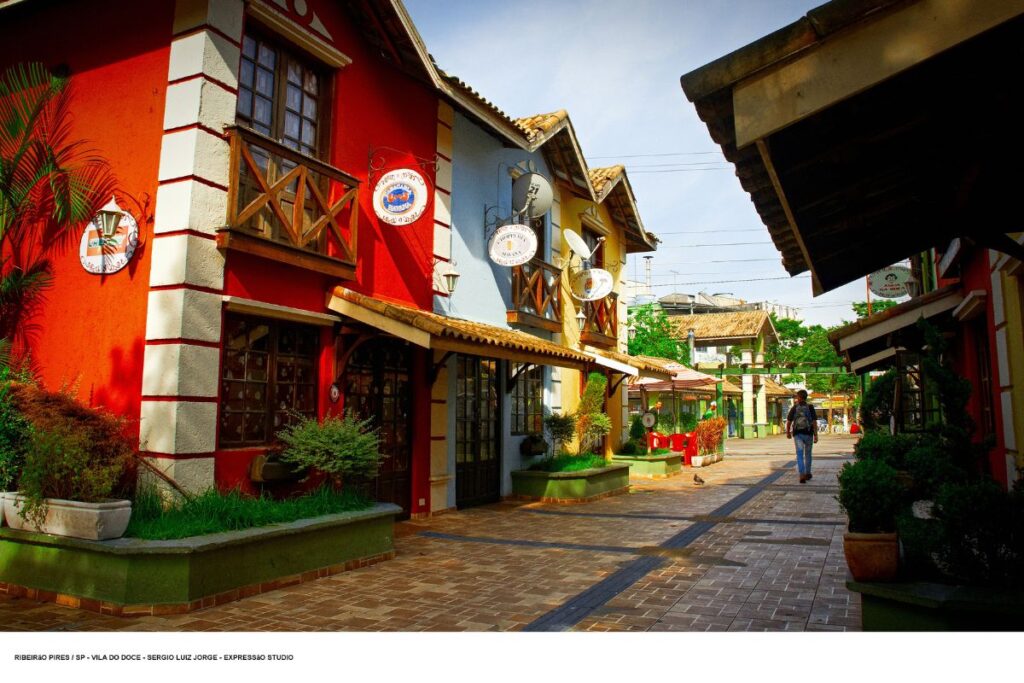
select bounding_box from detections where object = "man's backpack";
[793,404,812,433]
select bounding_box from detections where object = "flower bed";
[610,453,681,478]
[0,503,400,615]
[510,463,630,503]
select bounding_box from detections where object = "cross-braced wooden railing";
[581,292,619,348]
[507,258,563,333]
[221,126,359,278]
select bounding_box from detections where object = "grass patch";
[527,453,607,473]
[125,486,373,540]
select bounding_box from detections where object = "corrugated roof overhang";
[327,287,590,370]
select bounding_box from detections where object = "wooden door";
[455,356,501,508]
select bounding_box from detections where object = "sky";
[403,0,898,328]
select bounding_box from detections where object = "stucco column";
[741,347,754,439]
[755,351,767,438]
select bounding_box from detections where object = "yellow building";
[992,233,1024,480]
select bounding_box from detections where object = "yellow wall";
[555,191,630,456]
[997,237,1023,481]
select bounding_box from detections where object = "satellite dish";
[570,268,614,301]
[512,172,553,218]
[563,228,593,260]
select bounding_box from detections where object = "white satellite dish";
[570,268,614,301]
[563,228,593,260]
[512,172,553,218]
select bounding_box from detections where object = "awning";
[828,285,963,373]
[585,348,674,380]
[327,287,591,369]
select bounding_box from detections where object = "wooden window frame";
[511,363,544,435]
[219,313,319,448]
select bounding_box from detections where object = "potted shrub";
[0,373,31,524]
[574,373,612,456]
[837,458,904,581]
[543,412,577,457]
[277,411,383,488]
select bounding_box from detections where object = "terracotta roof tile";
[669,311,777,343]
[588,165,625,198]
[514,110,569,141]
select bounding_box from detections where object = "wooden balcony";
[507,258,563,333]
[219,126,360,279]
[580,292,619,348]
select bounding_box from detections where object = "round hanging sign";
[570,267,614,301]
[373,168,428,226]
[488,223,538,267]
[79,211,139,275]
[641,412,657,429]
[868,265,912,298]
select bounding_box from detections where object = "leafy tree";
[851,300,898,318]
[0,62,114,368]
[627,304,689,365]
[765,314,857,394]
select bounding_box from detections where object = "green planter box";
[0,503,400,613]
[610,453,682,478]
[510,464,630,503]
[847,580,1024,631]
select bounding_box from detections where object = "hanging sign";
[570,267,614,301]
[868,265,912,298]
[512,172,553,218]
[488,223,538,267]
[79,212,139,275]
[373,168,428,226]
[641,412,657,429]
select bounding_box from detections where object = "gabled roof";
[670,311,778,345]
[588,166,658,253]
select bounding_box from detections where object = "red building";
[1,0,451,516]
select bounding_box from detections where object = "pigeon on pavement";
[693,474,705,486]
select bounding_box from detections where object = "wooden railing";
[507,258,563,332]
[220,126,360,278]
[581,292,619,348]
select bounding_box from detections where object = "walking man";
[786,390,818,483]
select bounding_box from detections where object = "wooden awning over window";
[326,287,590,369]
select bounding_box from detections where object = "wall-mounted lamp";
[443,267,460,294]
[575,308,587,328]
[627,321,637,340]
[96,196,124,238]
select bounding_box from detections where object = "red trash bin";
[683,432,698,466]
[669,433,686,452]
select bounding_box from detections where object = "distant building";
[657,291,800,320]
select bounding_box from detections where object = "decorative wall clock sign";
[488,223,538,267]
[372,168,428,226]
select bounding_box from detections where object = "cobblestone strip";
[418,531,637,554]
[523,463,793,632]
[521,509,845,526]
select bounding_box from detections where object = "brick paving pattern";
[0,434,859,632]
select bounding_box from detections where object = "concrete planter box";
[610,453,682,478]
[847,580,1024,631]
[691,452,723,468]
[510,464,630,503]
[4,493,132,540]
[0,503,400,615]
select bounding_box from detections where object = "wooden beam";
[222,295,339,327]
[325,293,432,349]
[432,337,586,371]
[733,0,1024,148]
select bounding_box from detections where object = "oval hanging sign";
[373,168,428,226]
[570,267,614,301]
[488,223,538,267]
[868,265,912,298]
[79,211,139,275]
[512,172,553,218]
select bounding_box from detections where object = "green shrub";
[0,372,31,491]
[18,423,130,525]
[930,481,1024,587]
[837,459,904,533]
[679,412,698,433]
[656,412,676,434]
[617,440,639,455]
[278,411,382,483]
[575,373,611,455]
[629,414,645,441]
[544,412,577,455]
[125,485,372,540]
[854,431,919,469]
[860,369,896,431]
[896,512,944,581]
[528,453,606,472]
[904,443,959,498]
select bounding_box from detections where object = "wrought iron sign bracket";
[367,145,438,188]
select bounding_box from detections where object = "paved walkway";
[0,434,859,632]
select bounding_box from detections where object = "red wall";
[0,0,174,431]
[952,248,1007,486]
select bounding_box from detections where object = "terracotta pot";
[843,531,899,582]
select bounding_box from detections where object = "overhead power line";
[652,229,767,235]
[657,241,774,248]
[646,275,811,287]
[588,151,721,159]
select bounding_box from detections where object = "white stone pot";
[3,494,131,540]
[0,491,5,527]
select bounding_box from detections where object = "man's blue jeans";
[794,434,814,475]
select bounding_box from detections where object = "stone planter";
[510,464,630,503]
[0,492,5,527]
[0,503,400,615]
[691,452,723,468]
[847,580,1024,631]
[610,453,681,478]
[4,494,131,540]
[843,531,899,582]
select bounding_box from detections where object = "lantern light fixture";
[96,196,123,238]
[575,308,586,328]
[627,321,637,340]
[443,267,460,294]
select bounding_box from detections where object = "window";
[582,228,604,268]
[237,32,325,158]
[974,321,996,438]
[511,363,544,434]
[220,313,319,447]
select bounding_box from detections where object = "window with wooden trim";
[237,32,326,158]
[583,228,604,268]
[511,364,544,435]
[974,320,996,438]
[220,313,319,447]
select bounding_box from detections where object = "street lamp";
[575,307,586,328]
